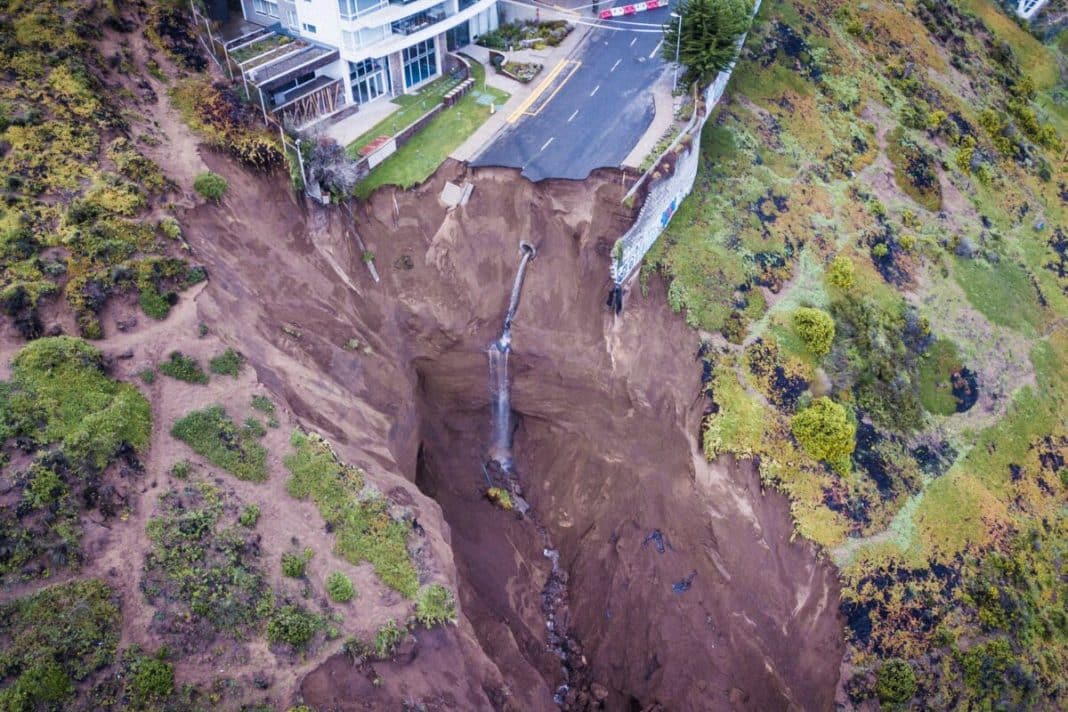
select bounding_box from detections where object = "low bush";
[238,504,261,528]
[0,579,121,692]
[267,604,321,650]
[792,307,835,356]
[281,548,314,578]
[171,405,268,481]
[373,619,407,658]
[325,571,356,602]
[127,655,174,705]
[875,658,916,705]
[143,483,269,638]
[193,171,228,202]
[158,351,208,384]
[791,397,856,473]
[209,348,243,376]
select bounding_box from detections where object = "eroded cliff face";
[171,149,843,711]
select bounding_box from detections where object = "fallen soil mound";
[177,154,844,709]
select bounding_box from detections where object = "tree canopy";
[662,0,752,85]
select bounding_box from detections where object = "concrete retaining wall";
[610,0,762,292]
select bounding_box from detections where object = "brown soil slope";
[169,136,843,709]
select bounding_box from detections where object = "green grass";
[952,257,1045,337]
[284,431,419,597]
[414,584,456,627]
[142,482,270,636]
[917,338,963,416]
[171,405,268,482]
[158,351,208,384]
[1,337,151,467]
[0,338,151,581]
[346,73,466,157]
[0,579,121,700]
[354,62,509,198]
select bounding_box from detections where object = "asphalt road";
[473,4,673,181]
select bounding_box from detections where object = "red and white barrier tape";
[599,0,664,20]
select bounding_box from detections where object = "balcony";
[391,5,448,35]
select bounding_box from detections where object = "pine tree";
[662,0,752,85]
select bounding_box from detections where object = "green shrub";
[128,656,174,705]
[0,579,121,686]
[875,658,916,705]
[826,255,855,289]
[267,604,321,649]
[171,405,268,481]
[0,661,74,709]
[158,351,208,384]
[143,483,269,635]
[193,171,228,202]
[170,460,192,479]
[373,619,407,658]
[414,584,456,627]
[325,571,356,602]
[281,548,313,578]
[238,504,260,528]
[791,397,856,473]
[792,307,835,356]
[209,348,243,376]
[159,215,182,240]
[139,368,157,384]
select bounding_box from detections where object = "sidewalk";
[620,67,677,169]
[450,12,594,163]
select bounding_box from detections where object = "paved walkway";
[322,99,400,147]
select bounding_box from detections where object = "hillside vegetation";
[652,0,1068,705]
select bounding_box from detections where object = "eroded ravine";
[177,154,844,710]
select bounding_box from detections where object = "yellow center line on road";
[506,59,582,124]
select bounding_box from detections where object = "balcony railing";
[390,7,447,35]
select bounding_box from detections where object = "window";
[284,8,298,27]
[402,38,437,89]
[253,0,279,17]
[339,0,386,19]
[350,59,387,103]
[302,22,317,33]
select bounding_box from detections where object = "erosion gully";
[181,158,845,711]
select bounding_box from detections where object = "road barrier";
[599,0,665,19]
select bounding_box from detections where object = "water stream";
[488,242,535,471]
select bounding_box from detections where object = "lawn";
[354,62,509,198]
[346,73,467,157]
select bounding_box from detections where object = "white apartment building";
[239,0,498,116]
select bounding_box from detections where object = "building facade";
[239,0,498,116]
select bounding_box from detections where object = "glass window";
[402,38,437,89]
[253,0,279,17]
[302,22,317,33]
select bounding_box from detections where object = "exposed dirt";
[61,27,850,704]
[159,139,846,708]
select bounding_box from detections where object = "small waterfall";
[488,242,535,470]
